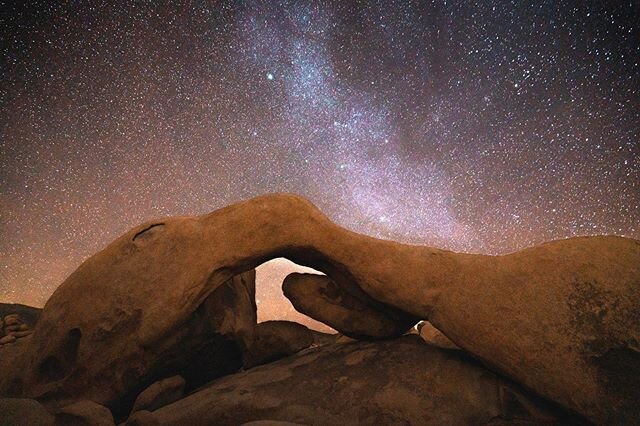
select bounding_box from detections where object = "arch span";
[1,193,638,424]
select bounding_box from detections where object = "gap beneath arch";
[255,258,334,333]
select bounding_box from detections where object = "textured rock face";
[417,321,459,350]
[0,193,637,424]
[54,400,114,426]
[282,273,415,339]
[0,304,42,329]
[244,320,335,368]
[150,336,568,425]
[0,398,54,426]
[131,376,185,414]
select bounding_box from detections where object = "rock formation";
[0,193,638,424]
[244,320,335,368]
[416,321,459,350]
[148,336,569,425]
[282,273,413,339]
[130,376,185,415]
[0,312,36,347]
[0,303,42,329]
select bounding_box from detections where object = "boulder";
[0,304,41,328]
[151,336,575,425]
[244,320,328,368]
[131,376,185,414]
[0,398,54,426]
[417,321,459,350]
[54,400,114,426]
[4,314,21,327]
[125,410,160,426]
[1,193,637,424]
[0,334,16,345]
[10,330,33,338]
[162,270,258,392]
[282,273,413,339]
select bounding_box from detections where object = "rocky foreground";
[1,193,639,425]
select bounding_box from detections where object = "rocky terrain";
[0,193,638,425]
[0,305,40,347]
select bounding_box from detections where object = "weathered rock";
[54,400,114,426]
[244,320,326,368]
[131,376,185,414]
[1,194,637,424]
[10,330,33,338]
[417,321,459,350]
[155,270,258,394]
[0,304,41,328]
[241,422,307,426]
[125,410,160,426]
[0,398,54,426]
[0,334,16,345]
[282,273,413,339]
[4,314,21,326]
[5,324,22,333]
[151,336,574,425]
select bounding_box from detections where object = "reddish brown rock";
[54,400,114,426]
[282,273,415,339]
[131,376,185,414]
[125,410,160,426]
[0,334,16,345]
[4,314,20,327]
[417,321,459,350]
[244,320,334,368]
[0,398,54,426]
[5,325,22,333]
[151,336,572,425]
[0,304,42,328]
[0,194,637,424]
[9,330,33,339]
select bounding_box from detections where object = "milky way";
[1,2,639,321]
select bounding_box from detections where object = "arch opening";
[255,258,334,333]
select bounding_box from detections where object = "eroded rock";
[282,273,414,339]
[0,398,54,426]
[417,321,459,350]
[0,194,637,424]
[54,400,114,426]
[131,376,185,414]
[125,410,160,426]
[151,336,574,425]
[244,320,333,368]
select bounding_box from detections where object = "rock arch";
[1,193,638,424]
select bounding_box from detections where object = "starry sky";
[1,2,639,324]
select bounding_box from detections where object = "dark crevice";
[132,223,165,241]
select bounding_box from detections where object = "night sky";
[1,2,639,323]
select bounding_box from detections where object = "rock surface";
[0,309,38,347]
[0,398,54,426]
[0,304,41,328]
[151,336,571,425]
[130,376,185,415]
[283,273,414,339]
[125,410,160,426]
[244,320,334,368]
[417,321,459,350]
[54,400,115,426]
[0,193,637,424]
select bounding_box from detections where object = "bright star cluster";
[1,2,638,320]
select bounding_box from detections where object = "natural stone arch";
[0,193,638,424]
